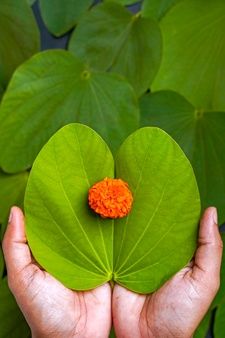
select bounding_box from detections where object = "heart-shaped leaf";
[0,0,39,87]
[142,0,181,20]
[140,90,225,224]
[25,123,200,293]
[113,124,200,292]
[69,2,162,97]
[0,278,31,337]
[0,50,139,173]
[0,171,29,239]
[152,0,225,111]
[25,124,114,290]
[39,0,93,37]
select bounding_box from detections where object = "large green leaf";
[140,90,225,224]
[0,171,29,239]
[39,0,93,37]
[152,0,225,111]
[113,126,200,292]
[0,278,31,337]
[25,123,114,290]
[25,123,200,293]
[142,0,181,20]
[0,50,139,173]
[69,2,162,97]
[0,0,39,87]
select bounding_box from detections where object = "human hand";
[2,207,111,338]
[113,207,223,338]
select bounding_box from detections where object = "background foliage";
[0,0,224,337]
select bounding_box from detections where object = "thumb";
[2,206,33,278]
[192,207,223,293]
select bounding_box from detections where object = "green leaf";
[109,327,116,338]
[25,124,114,290]
[214,300,225,338]
[0,85,3,102]
[114,126,200,293]
[0,248,3,278]
[39,0,93,37]
[25,123,200,293]
[142,0,181,20]
[27,0,36,5]
[69,2,162,97]
[0,278,31,337]
[104,0,141,5]
[0,0,39,87]
[194,311,211,338]
[212,233,225,308]
[213,233,225,337]
[152,0,225,111]
[140,90,225,224]
[0,171,29,223]
[0,171,29,238]
[0,50,139,173]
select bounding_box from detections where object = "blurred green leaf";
[0,248,3,278]
[0,50,139,173]
[152,0,225,111]
[212,233,225,308]
[104,0,141,5]
[0,85,3,102]
[109,327,116,337]
[39,0,93,37]
[0,0,39,87]
[27,0,36,5]
[0,278,31,337]
[194,310,211,338]
[0,171,29,238]
[25,123,200,293]
[69,2,162,97]
[140,90,225,224]
[142,0,181,20]
[212,233,225,337]
[214,300,225,338]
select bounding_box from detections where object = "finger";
[2,206,33,277]
[192,207,223,291]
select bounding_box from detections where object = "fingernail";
[212,207,218,225]
[8,208,14,223]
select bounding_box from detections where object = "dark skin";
[2,207,223,338]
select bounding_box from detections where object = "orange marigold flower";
[88,177,133,219]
